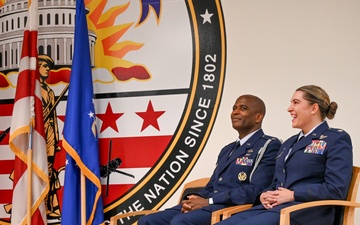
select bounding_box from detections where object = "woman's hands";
[260,187,294,209]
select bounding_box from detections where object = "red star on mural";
[96,102,124,133]
[136,100,165,131]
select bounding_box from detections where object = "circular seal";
[238,172,247,181]
[103,1,226,223]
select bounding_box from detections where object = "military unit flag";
[61,0,104,224]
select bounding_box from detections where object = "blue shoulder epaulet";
[328,127,345,133]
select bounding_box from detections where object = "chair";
[279,166,360,225]
[211,166,360,225]
[109,177,210,225]
[211,204,252,224]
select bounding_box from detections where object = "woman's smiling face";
[287,90,315,134]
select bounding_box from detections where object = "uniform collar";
[301,121,325,139]
[237,129,261,146]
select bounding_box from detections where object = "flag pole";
[27,123,34,225]
[81,171,86,225]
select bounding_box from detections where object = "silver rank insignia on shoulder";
[238,171,247,181]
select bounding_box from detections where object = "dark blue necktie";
[228,141,240,160]
[285,136,303,161]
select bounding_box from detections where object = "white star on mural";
[200,9,213,24]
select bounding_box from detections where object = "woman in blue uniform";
[215,85,353,225]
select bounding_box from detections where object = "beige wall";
[162,0,360,223]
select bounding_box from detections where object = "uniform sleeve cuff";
[208,197,214,205]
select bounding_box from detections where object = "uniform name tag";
[304,140,327,155]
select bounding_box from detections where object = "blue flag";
[61,0,104,224]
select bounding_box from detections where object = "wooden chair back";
[178,177,210,203]
[336,166,360,225]
[279,166,360,225]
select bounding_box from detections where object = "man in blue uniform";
[138,94,282,225]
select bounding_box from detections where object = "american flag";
[8,0,49,224]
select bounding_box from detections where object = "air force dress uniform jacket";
[194,129,282,212]
[251,121,353,225]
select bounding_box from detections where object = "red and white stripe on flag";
[9,0,49,224]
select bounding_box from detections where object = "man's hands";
[181,195,209,213]
[260,187,294,209]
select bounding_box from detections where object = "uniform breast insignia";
[304,140,327,155]
[238,172,247,181]
[245,149,253,156]
[319,135,327,139]
[236,157,253,166]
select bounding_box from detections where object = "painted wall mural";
[0,0,226,224]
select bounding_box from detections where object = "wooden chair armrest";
[211,204,253,224]
[211,206,236,224]
[279,200,360,225]
[222,204,252,220]
[109,210,158,225]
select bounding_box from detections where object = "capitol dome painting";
[0,0,96,72]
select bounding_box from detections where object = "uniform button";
[280,183,283,186]
[219,177,222,181]
[214,190,218,193]
[283,169,285,173]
